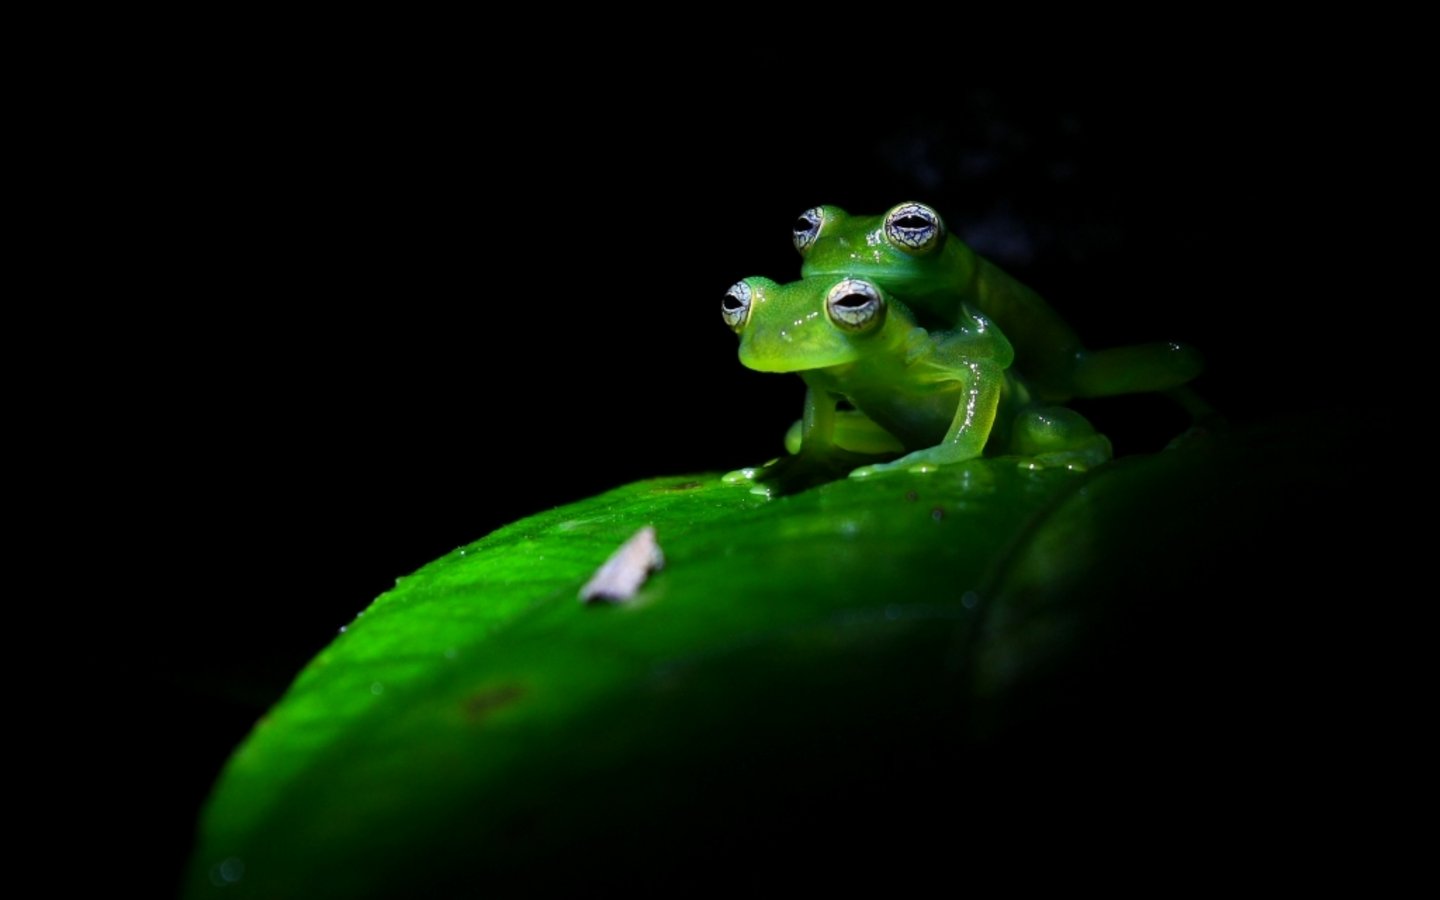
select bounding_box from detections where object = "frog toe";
[849,454,947,479]
[721,467,761,485]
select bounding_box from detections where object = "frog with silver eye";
[719,273,1110,495]
[792,202,1204,408]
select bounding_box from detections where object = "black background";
[99,65,1388,892]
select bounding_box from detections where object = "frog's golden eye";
[826,279,884,332]
[722,281,752,331]
[793,207,825,255]
[884,202,944,254]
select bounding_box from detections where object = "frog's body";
[794,202,1203,405]
[721,275,1109,493]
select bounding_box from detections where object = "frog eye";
[793,207,825,255]
[826,279,884,331]
[883,202,944,254]
[722,281,752,331]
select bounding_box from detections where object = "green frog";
[793,202,1203,405]
[720,274,1110,494]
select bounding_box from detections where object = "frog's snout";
[738,333,801,373]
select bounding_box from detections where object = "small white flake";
[579,526,664,604]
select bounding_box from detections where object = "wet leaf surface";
[184,424,1356,896]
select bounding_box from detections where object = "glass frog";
[720,274,1110,494]
[793,202,1204,407]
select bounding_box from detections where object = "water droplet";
[209,856,245,886]
[338,625,347,633]
[884,605,900,621]
[931,507,945,522]
[371,682,384,695]
[961,591,980,610]
[459,550,467,556]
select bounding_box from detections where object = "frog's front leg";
[850,358,1006,479]
[724,385,889,495]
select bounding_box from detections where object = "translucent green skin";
[796,203,1203,405]
[721,274,1109,493]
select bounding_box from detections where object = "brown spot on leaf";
[463,683,526,721]
[664,480,704,491]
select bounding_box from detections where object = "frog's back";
[797,202,1204,405]
[797,202,1087,401]
[969,256,1085,403]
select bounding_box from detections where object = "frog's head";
[794,202,976,298]
[723,275,903,373]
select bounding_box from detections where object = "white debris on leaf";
[579,526,664,604]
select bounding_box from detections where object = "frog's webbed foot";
[849,446,977,479]
[725,448,891,496]
[1014,441,1112,472]
[1009,407,1112,472]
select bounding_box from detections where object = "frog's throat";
[738,342,860,374]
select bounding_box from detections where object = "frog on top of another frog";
[720,201,1206,494]
[720,273,1112,495]
[793,202,1203,406]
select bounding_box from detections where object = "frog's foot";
[1014,438,1112,472]
[849,446,974,479]
[850,460,928,479]
[728,450,889,496]
[722,461,779,485]
[1009,406,1112,472]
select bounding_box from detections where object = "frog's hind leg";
[1009,406,1113,471]
[787,411,906,456]
[1070,342,1204,399]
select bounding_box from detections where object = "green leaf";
[184,428,1335,897]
